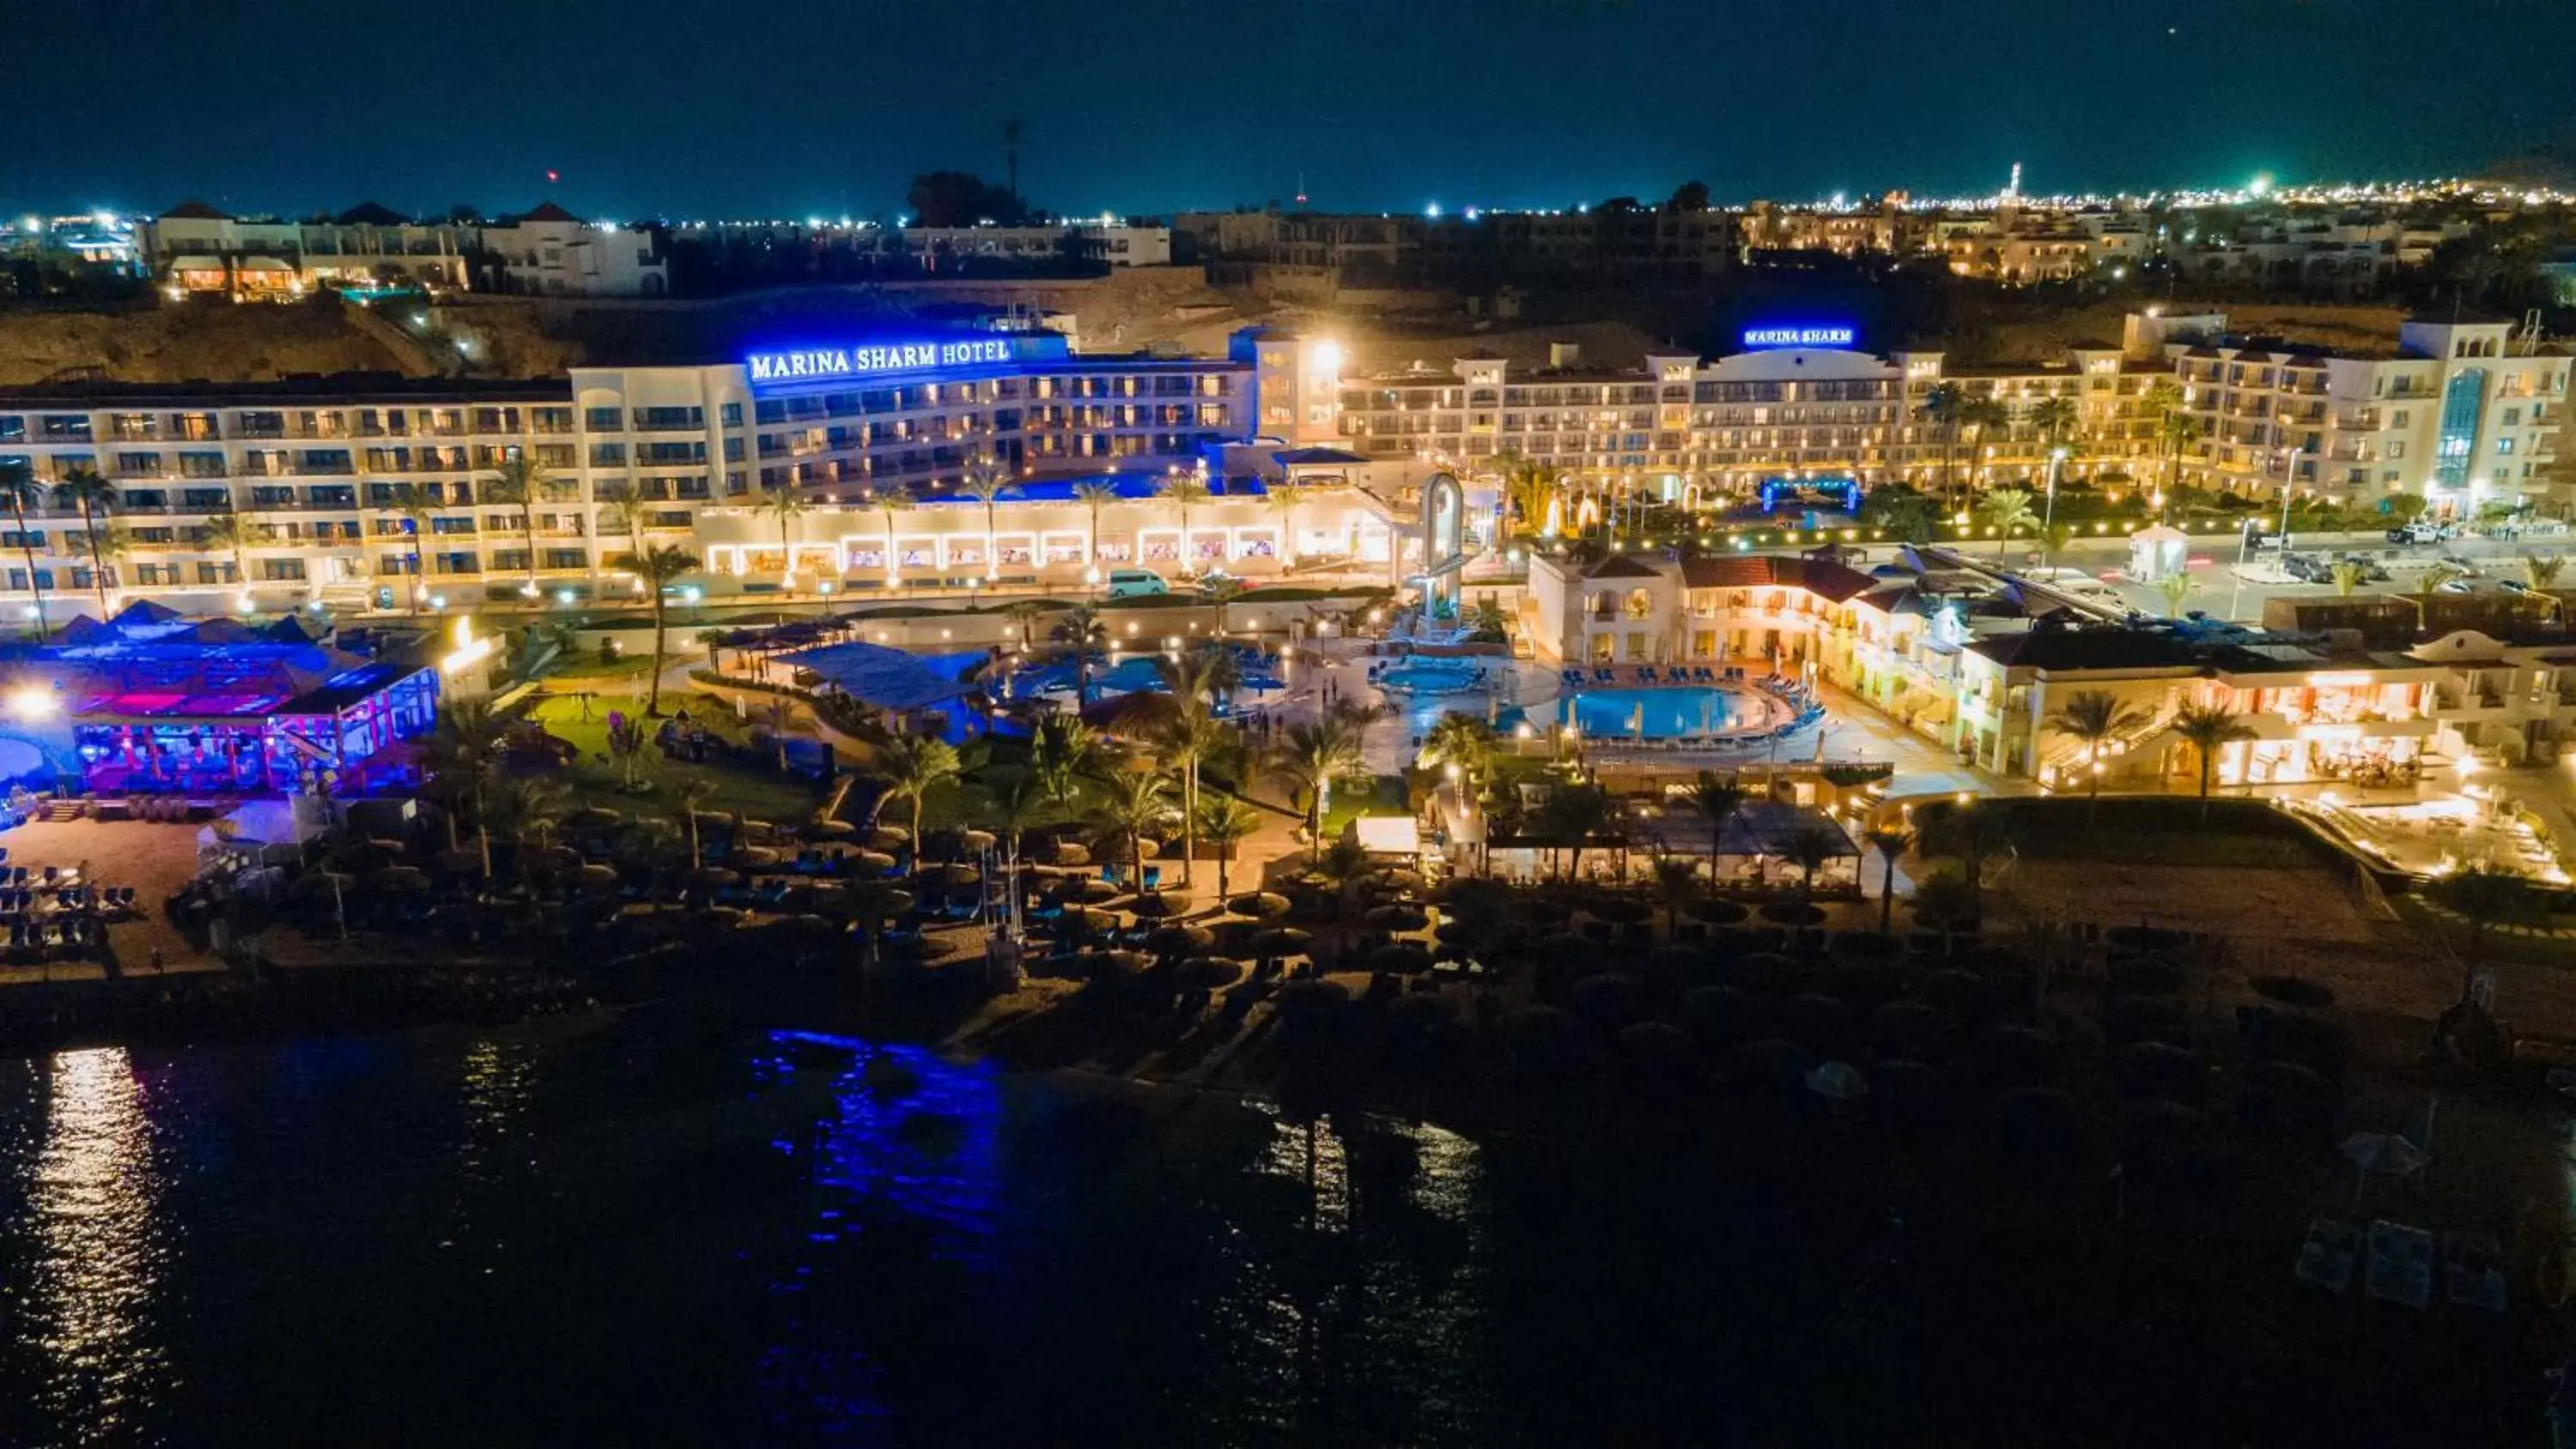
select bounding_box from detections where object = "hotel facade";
[0,327,1425,618]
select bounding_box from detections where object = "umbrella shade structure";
[734,846,783,870]
[1053,905,1111,934]
[1364,904,1431,931]
[1252,926,1315,957]
[854,850,902,876]
[868,826,911,852]
[957,830,998,855]
[686,866,743,892]
[1145,925,1217,957]
[1098,837,1163,864]
[1038,840,1092,868]
[1687,898,1752,925]
[1127,892,1182,919]
[1227,892,1291,919]
[1370,869,1428,895]
[799,819,859,841]
[1370,942,1435,975]
[1806,1060,1870,1101]
[1092,949,1149,979]
[568,806,625,832]
[920,864,981,888]
[1735,1037,1819,1087]
[1871,1059,1951,1125]
[1586,898,1651,925]
[1072,878,1126,905]
[1176,955,1244,991]
[577,862,620,887]
[1759,901,1826,927]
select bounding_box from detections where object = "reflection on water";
[22,1047,167,1440]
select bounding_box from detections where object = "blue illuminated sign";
[1741,325,1856,349]
[1759,476,1863,513]
[746,337,1013,385]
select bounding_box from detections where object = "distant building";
[473,203,669,297]
[141,201,469,300]
[892,223,1171,269]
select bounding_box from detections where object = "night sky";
[9,0,2573,221]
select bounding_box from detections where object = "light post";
[2277,446,2304,554]
[2043,446,2068,531]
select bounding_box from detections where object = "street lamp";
[2043,446,2068,530]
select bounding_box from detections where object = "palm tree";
[1272,712,1367,846]
[2170,700,2257,822]
[1495,452,1561,541]
[1652,854,1700,937]
[419,700,510,879]
[1153,706,1224,891]
[2432,864,2532,1003]
[1090,767,1175,889]
[1916,381,1968,510]
[1201,574,1247,634]
[1194,793,1261,900]
[1162,469,1212,576]
[2044,688,2154,815]
[1050,602,1109,705]
[1001,599,1047,655]
[873,487,916,585]
[960,462,1016,581]
[1688,771,1747,884]
[759,482,811,582]
[1537,784,1613,883]
[1978,486,2038,561]
[1263,482,1307,567]
[0,460,52,640]
[1030,713,1101,807]
[1781,824,1845,900]
[52,465,118,618]
[482,454,547,594]
[2523,553,2566,616]
[2155,571,2194,618]
[874,733,963,850]
[2330,559,2370,597]
[1863,826,1914,934]
[2144,377,2195,508]
[1419,711,1498,791]
[677,778,718,869]
[613,543,702,714]
[2026,394,2080,456]
[1071,479,1121,578]
[379,481,439,613]
[202,510,265,599]
[977,767,1048,921]
[1957,396,2011,504]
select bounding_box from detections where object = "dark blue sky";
[8,0,2572,221]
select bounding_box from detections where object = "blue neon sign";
[1741,324,1856,349]
[1759,476,1863,513]
[746,337,1013,385]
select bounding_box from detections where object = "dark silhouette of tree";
[906,172,1030,227]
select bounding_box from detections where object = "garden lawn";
[523,694,824,826]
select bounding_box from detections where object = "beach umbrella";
[1364,904,1430,931]
[1127,892,1182,919]
[1735,1037,1818,1087]
[957,830,997,854]
[1759,900,1826,927]
[568,806,625,831]
[1587,898,1650,925]
[1372,868,1427,894]
[1805,1060,1869,1102]
[685,866,741,892]
[1370,942,1435,975]
[1571,972,1643,1025]
[1684,985,1764,1046]
[1096,949,1149,978]
[1176,955,1244,991]
[868,826,910,852]
[1072,878,1125,905]
[1054,905,1109,934]
[1871,1059,1950,1124]
[1617,1022,1697,1079]
[1040,840,1092,868]
[1253,926,1314,957]
[799,819,859,841]
[1227,891,1291,919]
[1869,1001,1959,1056]
[854,850,900,876]
[933,864,981,888]
[2342,1132,2430,1203]
[734,846,783,870]
[578,862,619,887]
[1996,1087,2085,1159]
[1688,898,1751,925]
[1145,925,1215,957]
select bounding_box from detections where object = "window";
[2497,438,2515,456]
[258,559,307,582]
[586,406,623,432]
[589,443,625,467]
[720,402,743,427]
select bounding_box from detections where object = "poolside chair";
[1593,668,1617,683]
[1562,669,1586,687]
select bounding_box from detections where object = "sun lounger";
[2364,1221,2434,1308]
[1562,670,1587,686]
[1692,667,1715,682]
[2444,1231,2508,1312]
[1593,668,1617,683]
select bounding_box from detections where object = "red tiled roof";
[1679,554,1877,602]
[519,201,582,223]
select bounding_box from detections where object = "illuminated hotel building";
[1326,329,2172,500]
[0,328,1429,619]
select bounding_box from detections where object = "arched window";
[1625,588,1654,619]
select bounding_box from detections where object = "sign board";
[746,338,1012,385]
[1741,325,1856,349]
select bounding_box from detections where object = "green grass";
[1915,796,2342,870]
[524,694,825,826]
[1319,773,1409,841]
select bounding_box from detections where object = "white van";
[1103,567,1169,598]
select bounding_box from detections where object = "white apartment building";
[0,330,1275,618]
[474,203,669,297]
[143,201,470,298]
[2129,312,2568,511]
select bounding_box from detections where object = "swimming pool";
[1561,686,1768,740]
[1009,649,1283,700]
[1373,657,1490,696]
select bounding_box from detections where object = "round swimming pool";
[1010,649,1283,700]
[1372,657,1490,696]
[1561,686,1777,740]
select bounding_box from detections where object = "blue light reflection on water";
[1561,686,1753,739]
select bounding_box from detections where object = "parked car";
[2385,521,2457,545]
[1104,567,1169,598]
